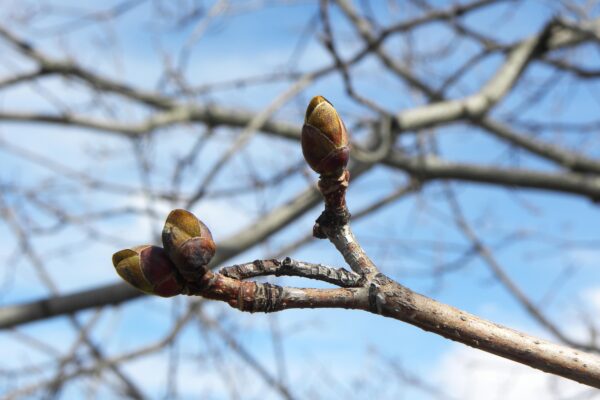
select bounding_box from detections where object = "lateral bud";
[162,209,216,283]
[112,245,185,297]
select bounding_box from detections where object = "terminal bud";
[301,95,349,176]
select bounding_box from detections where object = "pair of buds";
[112,209,216,297]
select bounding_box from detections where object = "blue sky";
[0,0,599,398]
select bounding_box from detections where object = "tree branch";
[0,162,374,328]
[183,223,600,388]
[220,258,362,288]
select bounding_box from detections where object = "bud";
[112,245,184,297]
[301,96,349,176]
[162,209,216,282]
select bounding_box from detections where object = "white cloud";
[434,345,593,400]
[584,287,600,311]
[433,287,600,399]
[569,249,600,269]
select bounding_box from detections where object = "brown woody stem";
[183,261,600,388]
[220,258,362,287]
[313,169,351,238]
[189,270,364,313]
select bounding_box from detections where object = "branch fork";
[111,96,600,389]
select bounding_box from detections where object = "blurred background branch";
[1,0,600,398]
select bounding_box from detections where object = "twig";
[220,258,362,288]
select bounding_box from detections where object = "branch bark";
[0,162,373,328]
[175,241,600,388]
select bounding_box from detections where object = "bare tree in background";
[1,0,600,398]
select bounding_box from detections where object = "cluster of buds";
[113,95,352,290]
[112,209,216,297]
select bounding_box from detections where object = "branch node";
[368,282,384,315]
[313,169,351,238]
[236,282,283,313]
